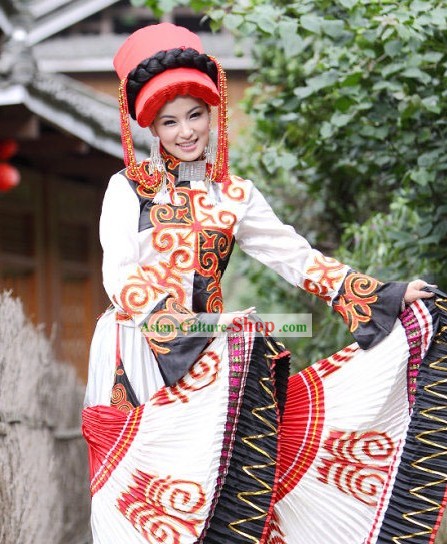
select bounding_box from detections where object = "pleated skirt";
[82,295,447,543]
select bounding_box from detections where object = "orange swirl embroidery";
[147,188,236,312]
[118,189,236,316]
[111,383,134,414]
[143,298,196,356]
[333,273,381,332]
[221,175,247,202]
[119,266,167,316]
[151,351,220,405]
[317,430,395,506]
[117,470,206,542]
[303,254,347,302]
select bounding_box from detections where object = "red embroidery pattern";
[117,470,206,543]
[265,509,286,544]
[317,430,395,506]
[119,265,167,316]
[303,254,347,302]
[151,351,220,406]
[162,150,181,171]
[148,189,236,312]
[111,382,135,414]
[314,344,359,379]
[333,273,381,332]
[126,160,162,199]
[142,298,195,357]
[221,174,247,202]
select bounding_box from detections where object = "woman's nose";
[179,122,194,138]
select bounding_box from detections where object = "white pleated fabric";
[272,301,433,544]
[88,335,232,544]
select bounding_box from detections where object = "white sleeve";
[100,173,168,322]
[234,182,350,305]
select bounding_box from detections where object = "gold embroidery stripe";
[229,372,278,543]
[392,324,447,543]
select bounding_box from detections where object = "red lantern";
[0,139,18,161]
[0,163,20,192]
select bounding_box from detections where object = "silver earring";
[205,131,217,165]
[149,136,164,175]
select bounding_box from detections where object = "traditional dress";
[82,155,447,543]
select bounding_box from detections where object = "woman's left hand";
[404,279,437,305]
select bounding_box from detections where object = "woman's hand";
[218,307,256,328]
[404,279,437,305]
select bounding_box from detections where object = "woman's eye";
[190,111,202,120]
[163,120,176,126]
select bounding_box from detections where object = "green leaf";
[330,111,353,127]
[279,152,298,170]
[224,13,243,31]
[422,51,444,64]
[322,20,345,39]
[430,8,447,27]
[320,121,335,139]
[300,14,322,34]
[257,15,277,35]
[417,149,442,168]
[381,61,406,78]
[421,95,441,113]
[419,234,442,245]
[359,125,389,140]
[396,24,411,41]
[340,72,362,87]
[383,40,403,58]
[278,20,305,57]
[401,67,432,84]
[337,0,357,9]
[294,86,314,99]
[381,27,396,42]
[306,70,339,91]
[388,231,414,243]
[410,168,435,185]
[208,9,224,20]
[239,21,257,34]
[410,0,433,13]
[158,0,180,12]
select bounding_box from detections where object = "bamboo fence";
[0,291,91,544]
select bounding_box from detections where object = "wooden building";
[0,0,252,381]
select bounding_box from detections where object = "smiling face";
[151,96,211,162]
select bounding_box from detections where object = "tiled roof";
[34,32,253,72]
[25,71,147,158]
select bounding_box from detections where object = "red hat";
[113,23,220,127]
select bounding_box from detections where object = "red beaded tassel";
[208,56,230,184]
[118,78,164,194]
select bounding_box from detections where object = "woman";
[82,23,447,544]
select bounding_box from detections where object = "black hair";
[126,47,218,120]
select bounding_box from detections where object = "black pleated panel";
[202,334,290,544]
[377,291,447,543]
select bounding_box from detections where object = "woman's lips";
[177,139,198,151]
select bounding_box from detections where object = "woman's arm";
[100,173,169,323]
[234,180,433,349]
